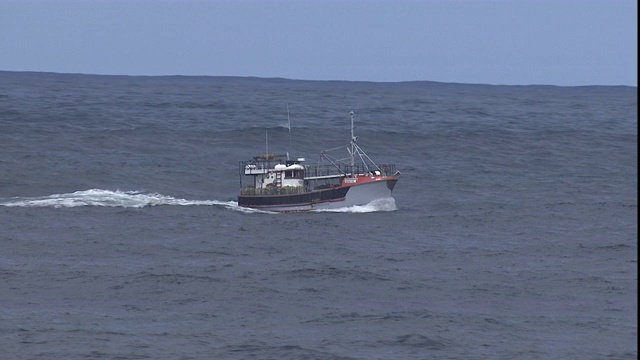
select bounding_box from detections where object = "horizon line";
[1,69,636,89]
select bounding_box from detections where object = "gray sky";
[1,0,637,86]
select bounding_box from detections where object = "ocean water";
[0,71,636,359]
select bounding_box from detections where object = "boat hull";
[238,176,398,212]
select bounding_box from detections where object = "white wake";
[0,189,396,213]
[0,189,259,212]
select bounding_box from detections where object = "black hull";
[238,186,349,207]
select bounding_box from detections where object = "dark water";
[0,71,636,359]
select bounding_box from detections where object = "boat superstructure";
[237,111,400,211]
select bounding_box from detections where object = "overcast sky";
[1,0,637,86]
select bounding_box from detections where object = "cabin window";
[285,170,304,179]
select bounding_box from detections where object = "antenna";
[286,103,292,160]
[265,129,268,156]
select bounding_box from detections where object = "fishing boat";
[237,111,400,212]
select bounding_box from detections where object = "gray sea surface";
[0,71,637,359]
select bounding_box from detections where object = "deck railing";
[305,163,397,178]
[240,186,307,196]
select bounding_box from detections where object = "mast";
[349,111,357,167]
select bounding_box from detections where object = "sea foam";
[0,189,230,209]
